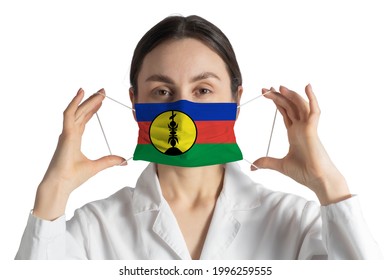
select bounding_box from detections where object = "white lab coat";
[15,162,382,259]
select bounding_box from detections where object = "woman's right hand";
[33,88,126,221]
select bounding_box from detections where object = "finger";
[262,88,271,95]
[270,87,293,127]
[73,101,104,136]
[75,89,105,122]
[251,156,283,173]
[264,88,299,121]
[305,84,321,117]
[262,88,292,127]
[64,88,84,118]
[63,88,85,130]
[83,102,103,125]
[276,104,292,127]
[90,155,128,175]
[279,86,310,119]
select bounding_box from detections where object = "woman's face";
[132,38,241,104]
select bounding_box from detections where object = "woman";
[15,15,381,259]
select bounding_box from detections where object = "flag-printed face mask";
[133,100,243,167]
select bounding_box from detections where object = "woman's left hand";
[252,84,351,205]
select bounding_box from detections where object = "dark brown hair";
[130,15,242,96]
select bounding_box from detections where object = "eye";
[197,88,212,95]
[154,89,172,97]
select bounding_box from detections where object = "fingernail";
[95,89,106,98]
[250,163,260,171]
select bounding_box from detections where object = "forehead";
[138,38,230,81]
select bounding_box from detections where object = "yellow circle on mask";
[149,110,197,155]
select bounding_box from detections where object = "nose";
[170,89,193,102]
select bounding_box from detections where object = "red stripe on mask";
[137,120,237,144]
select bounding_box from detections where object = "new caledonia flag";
[133,100,243,167]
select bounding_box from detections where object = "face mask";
[133,100,243,167]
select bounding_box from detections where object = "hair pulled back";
[130,15,242,95]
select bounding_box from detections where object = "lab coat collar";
[132,162,262,213]
[132,163,163,214]
[132,162,263,259]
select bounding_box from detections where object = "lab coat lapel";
[200,163,262,259]
[152,201,191,260]
[200,191,241,259]
[133,163,191,260]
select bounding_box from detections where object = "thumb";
[251,157,283,173]
[92,155,127,174]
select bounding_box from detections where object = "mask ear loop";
[94,91,135,166]
[97,92,135,111]
[95,112,112,155]
[237,91,271,108]
[237,90,278,170]
[266,108,278,158]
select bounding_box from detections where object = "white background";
[1,0,389,266]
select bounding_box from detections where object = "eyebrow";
[145,72,221,84]
[190,72,221,83]
[145,74,174,84]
